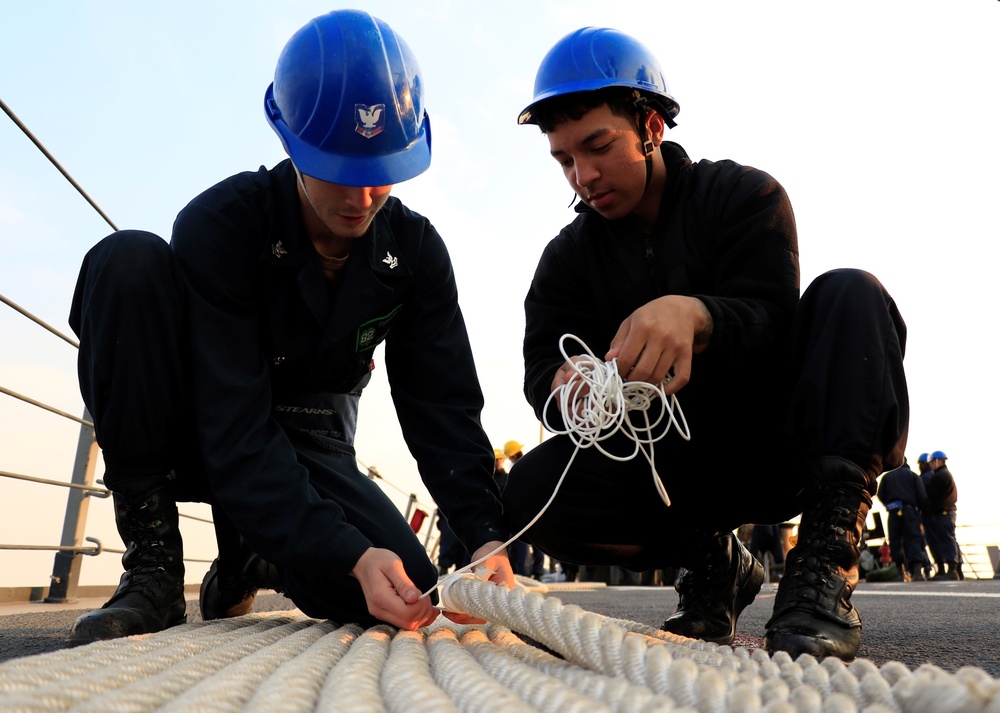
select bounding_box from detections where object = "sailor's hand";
[606,295,711,395]
[471,540,515,589]
[550,355,597,394]
[351,547,439,630]
[441,540,514,625]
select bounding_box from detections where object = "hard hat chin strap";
[630,90,677,194]
[632,91,656,193]
[293,164,322,218]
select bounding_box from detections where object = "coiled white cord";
[426,333,691,601]
[541,333,690,507]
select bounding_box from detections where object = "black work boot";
[764,477,871,661]
[67,487,186,646]
[661,531,765,645]
[940,562,960,581]
[199,538,285,620]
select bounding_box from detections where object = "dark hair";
[532,87,647,134]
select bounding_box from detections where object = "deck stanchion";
[45,411,99,603]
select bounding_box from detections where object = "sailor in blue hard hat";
[926,450,961,579]
[66,9,512,647]
[505,23,909,664]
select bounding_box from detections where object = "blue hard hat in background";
[518,26,680,125]
[931,450,948,460]
[917,453,929,463]
[264,9,431,187]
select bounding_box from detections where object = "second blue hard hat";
[518,26,680,125]
[931,450,948,460]
[264,10,431,187]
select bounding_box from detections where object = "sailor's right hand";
[351,547,439,630]
[605,295,712,395]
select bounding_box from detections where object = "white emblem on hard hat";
[355,104,385,138]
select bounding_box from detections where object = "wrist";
[350,546,375,579]
[692,298,713,349]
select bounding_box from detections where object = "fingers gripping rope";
[426,333,690,605]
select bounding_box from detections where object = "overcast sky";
[2,1,998,588]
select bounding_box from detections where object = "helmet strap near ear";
[293,164,308,197]
[293,163,321,218]
[632,91,656,191]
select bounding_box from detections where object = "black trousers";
[886,505,930,570]
[503,269,908,571]
[69,231,439,624]
[922,512,943,564]
[436,517,471,573]
[926,511,959,564]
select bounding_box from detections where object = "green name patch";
[356,305,401,352]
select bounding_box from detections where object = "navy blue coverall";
[926,465,960,565]
[502,142,908,571]
[69,159,507,623]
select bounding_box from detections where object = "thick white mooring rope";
[2,575,998,712]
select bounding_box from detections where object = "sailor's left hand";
[441,540,514,625]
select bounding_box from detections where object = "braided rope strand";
[426,627,536,713]
[316,625,393,711]
[382,629,459,713]
[244,623,362,712]
[158,619,328,712]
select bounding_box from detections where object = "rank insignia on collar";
[272,241,288,258]
[382,252,398,269]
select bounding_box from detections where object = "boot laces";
[117,501,177,594]
[779,506,858,610]
[676,541,732,604]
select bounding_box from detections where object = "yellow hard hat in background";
[503,440,524,458]
[494,448,504,460]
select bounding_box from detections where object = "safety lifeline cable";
[425,333,690,601]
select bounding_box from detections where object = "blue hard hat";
[518,27,680,125]
[264,10,431,187]
[917,453,929,463]
[931,450,948,460]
